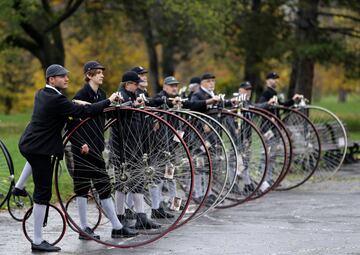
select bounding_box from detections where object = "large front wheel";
[55,107,195,248]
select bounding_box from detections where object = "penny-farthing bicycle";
[55,107,195,248]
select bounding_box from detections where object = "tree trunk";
[295,57,315,101]
[338,88,347,103]
[162,45,176,78]
[4,96,13,115]
[244,0,263,101]
[288,59,298,99]
[244,53,262,101]
[290,0,320,103]
[144,36,161,95]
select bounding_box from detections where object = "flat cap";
[266,72,280,79]
[164,76,180,85]
[200,73,216,81]
[131,66,148,74]
[83,61,105,74]
[122,71,144,83]
[239,81,252,89]
[46,64,69,79]
[189,77,201,85]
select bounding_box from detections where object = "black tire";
[0,140,14,208]
[274,106,321,190]
[7,184,33,222]
[206,109,269,208]
[172,110,234,210]
[23,204,66,246]
[148,109,213,226]
[239,108,289,199]
[65,194,102,233]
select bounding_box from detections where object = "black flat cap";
[131,66,148,74]
[189,77,201,84]
[239,81,252,89]
[45,64,69,79]
[83,61,105,74]
[201,73,216,81]
[266,72,280,79]
[122,71,144,83]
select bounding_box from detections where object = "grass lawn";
[314,94,360,141]
[0,112,73,205]
[0,112,30,173]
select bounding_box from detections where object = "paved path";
[1,163,360,255]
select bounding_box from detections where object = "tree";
[0,48,37,114]
[224,0,291,99]
[288,0,320,102]
[109,0,226,94]
[0,0,84,73]
[288,0,360,102]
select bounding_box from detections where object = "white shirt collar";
[45,84,62,95]
[201,86,215,97]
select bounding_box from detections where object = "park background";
[0,0,359,180]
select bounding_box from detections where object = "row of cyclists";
[14,61,302,252]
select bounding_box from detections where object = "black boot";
[125,208,136,219]
[205,194,217,205]
[111,227,138,238]
[12,187,28,197]
[117,214,131,227]
[243,183,255,194]
[135,213,161,229]
[151,207,175,219]
[31,241,61,252]
[231,183,242,194]
[79,227,100,240]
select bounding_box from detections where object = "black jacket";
[152,90,207,111]
[108,86,143,165]
[69,84,107,155]
[191,87,232,112]
[19,87,110,158]
[135,88,149,98]
[258,86,294,107]
[258,86,294,114]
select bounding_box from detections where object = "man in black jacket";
[19,64,119,252]
[258,72,302,115]
[132,66,150,98]
[148,76,221,211]
[233,81,277,194]
[187,76,201,100]
[152,76,220,110]
[190,73,236,204]
[190,73,236,112]
[111,71,161,229]
[69,61,138,240]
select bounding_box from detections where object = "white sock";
[203,173,213,195]
[242,168,251,185]
[15,162,32,189]
[115,191,126,215]
[169,179,177,201]
[101,197,122,230]
[133,193,145,213]
[126,193,134,209]
[228,167,236,186]
[194,174,203,198]
[150,186,160,209]
[33,203,46,245]
[76,197,88,230]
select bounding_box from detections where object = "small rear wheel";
[23,204,66,245]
